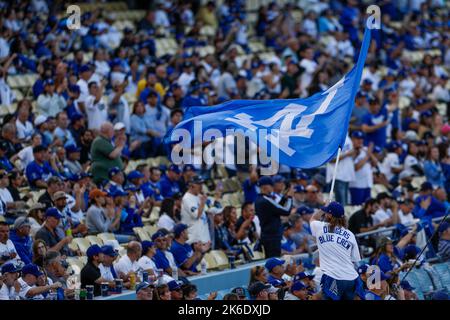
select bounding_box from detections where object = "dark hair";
[249,266,265,286]
[363,198,378,210]
[328,216,347,233]
[160,198,176,219]
[182,284,198,298]
[170,109,183,118]
[241,202,253,212]
[0,221,8,227]
[223,293,239,300]
[222,206,236,228]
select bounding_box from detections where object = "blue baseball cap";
[357,264,369,275]
[101,245,118,257]
[86,244,103,258]
[43,78,54,86]
[387,141,402,152]
[294,185,305,193]
[45,207,63,219]
[136,281,152,293]
[272,175,285,184]
[22,264,43,278]
[65,144,81,154]
[320,201,344,218]
[351,130,364,139]
[294,272,315,281]
[168,280,182,291]
[79,64,91,73]
[258,176,274,186]
[373,146,382,154]
[127,170,144,180]
[420,182,433,191]
[111,190,128,198]
[268,278,284,287]
[173,224,189,237]
[168,164,181,174]
[108,166,121,178]
[438,222,449,234]
[296,172,310,181]
[264,258,285,271]
[151,230,166,241]
[183,164,195,173]
[420,110,433,118]
[363,78,373,85]
[291,281,307,292]
[296,206,314,216]
[141,240,155,254]
[1,262,21,274]
[69,84,80,93]
[400,280,415,291]
[124,185,138,192]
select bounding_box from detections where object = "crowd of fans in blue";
[0,0,449,300]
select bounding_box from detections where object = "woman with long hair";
[32,240,48,268]
[370,236,413,277]
[153,284,171,300]
[157,198,178,232]
[249,265,268,287]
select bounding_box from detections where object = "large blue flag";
[165,29,372,169]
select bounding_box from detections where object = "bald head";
[100,122,114,139]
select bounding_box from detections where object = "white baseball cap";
[113,122,125,131]
[34,115,48,126]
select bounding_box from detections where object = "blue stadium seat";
[410,268,435,293]
[431,263,450,292]
[400,271,425,300]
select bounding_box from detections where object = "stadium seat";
[411,268,435,293]
[143,225,158,237]
[97,233,116,244]
[411,176,426,190]
[133,227,151,241]
[203,253,218,270]
[71,238,91,254]
[431,263,450,292]
[85,235,103,246]
[66,257,85,275]
[209,250,230,269]
[0,215,5,222]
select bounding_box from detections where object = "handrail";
[355,216,446,238]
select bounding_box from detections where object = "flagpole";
[328,147,342,203]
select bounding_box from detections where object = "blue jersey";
[159,176,181,198]
[243,179,259,203]
[153,249,171,270]
[281,237,296,253]
[0,156,14,171]
[25,161,58,187]
[362,107,388,148]
[141,181,164,201]
[170,240,198,272]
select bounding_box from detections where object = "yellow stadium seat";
[133,227,150,241]
[143,225,159,238]
[85,235,103,246]
[71,238,91,254]
[209,250,229,269]
[66,257,85,274]
[203,253,218,270]
[97,233,116,244]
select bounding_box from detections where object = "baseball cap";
[127,170,144,180]
[320,201,344,218]
[136,281,152,293]
[294,272,315,282]
[248,281,270,298]
[373,146,382,154]
[312,174,326,187]
[34,115,48,127]
[268,278,284,287]
[291,281,307,292]
[30,203,46,211]
[43,78,54,86]
[258,176,273,187]
[357,264,369,275]
[22,264,43,278]
[183,164,195,173]
[113,122,125,131]
[296,171,310,180]
[231,287,246,298]
[351,130,364,139]
[45,207,63,219]
[264,258,285,271]
[363,78,373,85]
[420,182,433,192]
[141,240,155,254]
[89,188,107,199]
[272,175,285,184]
[108,166,121,178]
[438,222,449,234]
[86,244,103,258]
[71,113,84,122]
[111,190,128,198]
[33,145,47,154]
[1,262,21,274]
[400,280,415,291]
[189,176,204,185]
[294,185,305,193]
[69,84,81,93]
[387,141,402,152]
[79,64,91,73]
[101,245,118,257]
[398,171,414,181]
[52,191,67,202]
[168,164,181,174]
[296,206,314,216]
[402,244,420,257]
[13,217,31,230]
[151,230,166,241]
[173,224,189,237]
[167,280,182,291]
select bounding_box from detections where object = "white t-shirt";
[381,153,401,181]
[15,119,34,141]
[0,187,14,204]
[85,95,108,130]
[349,147,373,189]
[114,255,139,276]
[398,209,415,225]
[326,136,355,183]
[0,283,17,300]
[157,213,176,232]
[402,155,419,177]
[137,255,157,272]
[99,263,115,282]
[312,266,324,290]
[0,239,18,263]
[310,220,360,280]
[17,277,44,300]
[180,192,211,244]
[76,79,89,104]
[372,208,392,225]
[17,146,34,170]
[164,250,177,269]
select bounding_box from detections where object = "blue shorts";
[320,274,361,300]
[349,188,371,205]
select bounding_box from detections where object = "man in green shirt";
[90,122,125,184]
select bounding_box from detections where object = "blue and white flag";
[165,29,372,169]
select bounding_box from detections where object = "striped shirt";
[438,239,450,261]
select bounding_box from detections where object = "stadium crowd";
[0,0,449,300]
